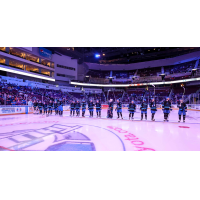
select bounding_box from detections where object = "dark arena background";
[0,47,200,151]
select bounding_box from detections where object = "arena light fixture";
[95,54,101,58]
[0,65,55,82]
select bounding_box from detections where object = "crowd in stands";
[0,82,73,106]
[0,80,199,106]
[0,81,107,106]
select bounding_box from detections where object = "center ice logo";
[0,124,95,151]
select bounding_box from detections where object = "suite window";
[0,57,5,64]
[9,60,24,69]
[41,69,50,76]
[47,62,51,68]
[9,48,24,58]
[41,59,47,66]
[26,65,39,73]
[41,59,52,68]
[26,54,39,63]
[0,47,6,52]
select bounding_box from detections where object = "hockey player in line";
[88,99,94,117]
[82,99,86,117]
[140,99,148,120]
[75,100,81,117]
[162,97,172,122]
[33,100,38,114]
[177,99,187,122]
[54,100,58,116]
[149,98,157,121]
[43,102,48,116]
[70,100,75,117]
[107,99,113,119]
[38,101,43,115]
[128,100,136,120]
[48,100,53,115]
[116,99,123,119]
[95,100,101,118]
[58,101,63,117]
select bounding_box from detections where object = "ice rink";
[0,109,200,151]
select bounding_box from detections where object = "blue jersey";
[58,102,63,111]
[150,101,157,111]
[96,102,101,110]
[43,104,48,110]
[162,100,171,110]
[116,102,122,110]
[38,103,43,110]
[48,103,53,109]
[82,102,86,109]
[140,102,148,111]
[177,102,187,111]
[128,103,136,112]
[76,102,81,109]
[54,103,58,109]
[70,103,75,109]
[88,102,94,109]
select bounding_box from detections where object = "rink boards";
[0,104,200,116]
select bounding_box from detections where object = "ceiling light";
[95,54,101,58]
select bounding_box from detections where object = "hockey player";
[140,99,148,120]
[38,101,43,115]
[95,100,101,118]
[107,99,113,119]
[33,100,38,114]
[70,100,75,117]
[162,97,172,122]
[54,100,58,115]
[81,99,86,117]
[128,100,136,120]
[75,100,81,117]
[149,98,157,121]
[88,99,94,117]
[48,100,53,115]
[43,102,48,115]
[58,101,63,117]
[177,99,187,122]
[116,99,123,119]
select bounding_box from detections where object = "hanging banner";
[39,47,52,59]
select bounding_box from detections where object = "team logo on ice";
[0,124,95,151]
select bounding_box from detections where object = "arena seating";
[164,60,195,74]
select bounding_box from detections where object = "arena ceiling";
[45,47,200,64]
